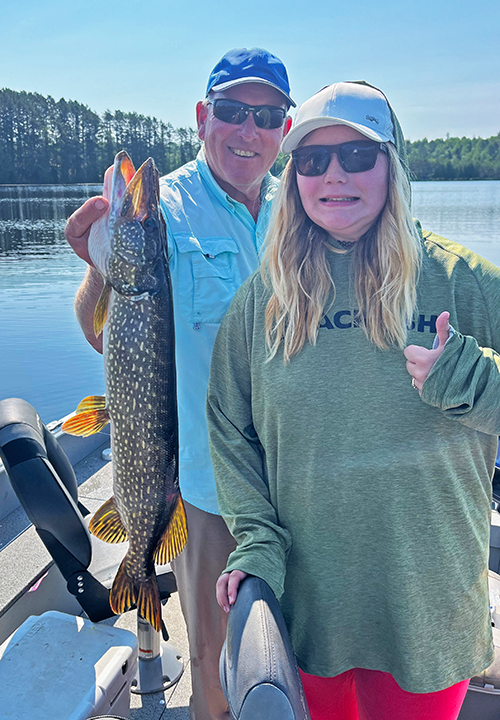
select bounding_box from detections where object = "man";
[64,47,293,720]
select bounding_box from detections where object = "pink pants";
[299,668,470,720]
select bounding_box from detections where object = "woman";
[206,81,500,719]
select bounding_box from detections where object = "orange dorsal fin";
[94,281,112,337]
[154,496,188,565]
[88,497,128,543]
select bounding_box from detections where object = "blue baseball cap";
[206,48,295,108]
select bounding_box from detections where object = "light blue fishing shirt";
[159,148,279,515]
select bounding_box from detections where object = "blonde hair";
[262,142,422,362]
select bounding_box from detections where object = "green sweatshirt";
[207,226,500,693]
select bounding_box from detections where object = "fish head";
[109,157,167,296]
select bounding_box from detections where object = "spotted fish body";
[63,152,187,632]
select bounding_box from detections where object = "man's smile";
[229,147,258,157]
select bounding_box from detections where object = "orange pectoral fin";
[94,282,112,338]
[62,395,109,437]
[153,496,188,565]
[75,395,107,413]
[89,497,128,543]
[62,409,109,437]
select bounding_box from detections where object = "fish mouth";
[120,157,160,222]
[104,150,135,225]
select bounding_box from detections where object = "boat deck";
[0,439,191,719]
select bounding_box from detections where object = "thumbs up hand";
[404,312,451,394]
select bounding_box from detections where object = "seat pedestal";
[131,616,183,694]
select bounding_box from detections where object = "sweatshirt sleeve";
[206,279,291,599]
[420,257,500,436]
[421,331,500,435]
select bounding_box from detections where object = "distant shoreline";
[1,89,499,184]
[2,178,500,188]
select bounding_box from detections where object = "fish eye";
[143,217,158,231]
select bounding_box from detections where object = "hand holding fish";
[66,165,125,353]
[64,195,109,266]
[216,570,249,613]
[404,311,450,393]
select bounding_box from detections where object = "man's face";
[197,83,290,203]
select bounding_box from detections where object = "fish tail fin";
[153,495,188,565]
[109,558,136,615]
[137,575,162,633]
[110,560,163,633]
[89,496,128,543]
[62,395,109,437]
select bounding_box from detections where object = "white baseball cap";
[281,82,395,154]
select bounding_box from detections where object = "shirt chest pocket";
[173,235,241,325]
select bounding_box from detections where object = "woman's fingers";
[216,570,249,613]
[404,311,451,392]
[434,311,450,350]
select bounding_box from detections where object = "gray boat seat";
[0,397,176,624]
[220,575,311,720]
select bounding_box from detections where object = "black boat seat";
[493,466,500,506]
[220,575,311,720]
[0,397,176,623]
[489,443,500,574]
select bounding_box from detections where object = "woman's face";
[296,125,389,243]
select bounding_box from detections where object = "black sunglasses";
[292,140,386,176]
[209,99,287,130]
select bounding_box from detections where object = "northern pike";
[63,151,187,632]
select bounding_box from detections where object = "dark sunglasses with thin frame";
[208,99,287,130]
[292,140,387,176]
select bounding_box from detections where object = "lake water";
[0,184,104,423]
[1,180,500,424]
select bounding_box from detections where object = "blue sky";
[2,0,499,141]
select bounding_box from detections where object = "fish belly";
[88,214,112,277]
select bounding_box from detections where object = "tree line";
[405,135,500,181]
[0,89,201,184]
[1,88,499,184]
[272,134,500,181]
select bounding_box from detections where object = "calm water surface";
[412,180,500,265]
[1,180,499,423]
[0,184,104,423]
